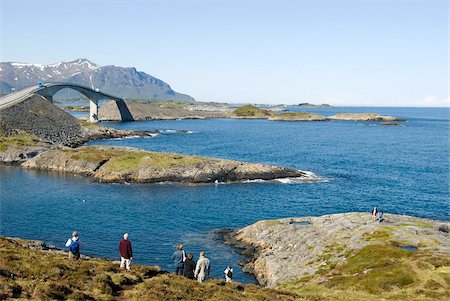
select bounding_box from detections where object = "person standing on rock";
[119,233,133,270]
[65,231,80,260]
[194,251,210,283]
[183,253,196,279]
[171,244,186,275]
[224,265,233,282]
[371,207,378,221]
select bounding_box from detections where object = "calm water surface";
[1,107,448,283]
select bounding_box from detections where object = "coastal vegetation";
[0,237,299,301]
[231,105,273,118]
[0,132,49,152]
[279,243,449,300]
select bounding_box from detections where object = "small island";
[230,105,273,119]
[329,113,406,122]
[268,112,328,122]
[22,145,314,184]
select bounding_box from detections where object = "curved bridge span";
[0,82,132,122]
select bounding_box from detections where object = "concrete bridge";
[0,82,132,122]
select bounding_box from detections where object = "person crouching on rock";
[171,244,186,275]
[119,233,133,270]
[183,253,196,279]
[194,251,210,283]
[377,210,385,223]
[65,231,80,260]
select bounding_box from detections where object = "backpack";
[69,240,79,254]
[226,269,233,278]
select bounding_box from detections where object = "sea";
[1,107,448,283]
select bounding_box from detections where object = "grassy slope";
[0,237,300,301]
[0,132,49,152]
[59,146,207,172]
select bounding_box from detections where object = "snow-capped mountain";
[0,58,195,102]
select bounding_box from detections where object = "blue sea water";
[1,107,448,283]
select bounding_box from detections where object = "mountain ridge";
[0,58,195,102]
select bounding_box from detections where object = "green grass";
[0,237,301,301]
[399,220,433,228]
[58,146,207,172]
[0,132,49,152]
[0,237,160,300]
[124,275,300,301]
[231,105,273,117]
[271,112,327,120]
[362,229,393,241]
[278,243,450,301]
[104,152,205,172]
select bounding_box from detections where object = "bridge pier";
[89,99,99,122]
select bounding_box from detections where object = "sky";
[0,0,448,106]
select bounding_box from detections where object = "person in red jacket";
[119,233,133,270]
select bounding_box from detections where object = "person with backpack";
[119,233,133,270]
[183,253,196,279]
[194,251,210,283]
[171,244,186,275]
[224,265,233,282]
[65,231,80,260]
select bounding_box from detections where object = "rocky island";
[268,112,328,121]
[223,212,450,300]
[329,113,406,122]
[22,145,314,184]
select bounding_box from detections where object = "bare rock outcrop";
[224,212,450,287]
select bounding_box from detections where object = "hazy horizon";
[1,0,448,107]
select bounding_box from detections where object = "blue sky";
[0,0,448,106]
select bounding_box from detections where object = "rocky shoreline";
[221,212,450,288]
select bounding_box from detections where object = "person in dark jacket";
[183,253,196,279]
[119,233,133,270]
[171,244,185,275]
